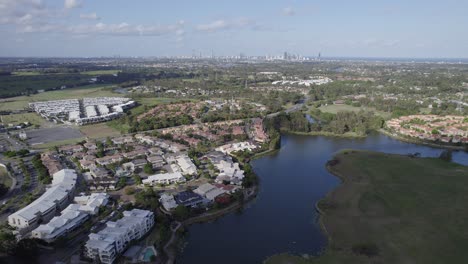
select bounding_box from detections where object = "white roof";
[205,188,226,201]
[32,204,88,240]
[85,209,153,251]
[193,183,217,196]
[73,193,109,214]
[9,169,77,222]
[142,172,185,183]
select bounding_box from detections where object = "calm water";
[178,133,468,264]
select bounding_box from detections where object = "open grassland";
[318,104,391,119]
[0,166,12,189]
[0,113,45,126]
[80,70,121,75]
[266,150,468,264]
[80,123,121,139]
[11,71,42,76]
[0,85,121,111]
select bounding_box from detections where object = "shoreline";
[164,130,466,264]
[164,186,259,264]
[284,130,366,138]
[378,129,466,151]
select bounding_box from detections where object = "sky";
[0,0,468,58]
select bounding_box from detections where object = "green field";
[80,70,121,75]
[267,150,468,264]
[80,123,121,139]
[0,113,45,126]
[11,71,42,76]
[318,104,391,119]
[0,85,121,111]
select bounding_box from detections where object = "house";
[147,147,164,156]
[175,155,197,175]
[59,145,84,155]
[193,183,226,201]
[90,167,111,179]
[73,193,109,215]
[159,193,178,211]
[122,149,147,159]
[146,155,165,168]
[174,191,207,208]
[84,142,97,150]
[131,159,147,170]
[112,136,134,145]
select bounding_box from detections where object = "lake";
[177,133,468,264]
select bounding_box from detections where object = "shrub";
[352,242,379,257]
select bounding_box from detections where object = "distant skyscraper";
[284,51,288,60]
[318,52,321,61]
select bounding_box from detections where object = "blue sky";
[0,0,467,58]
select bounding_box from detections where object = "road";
[266,96,309,118]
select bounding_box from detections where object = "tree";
[133,174,142,184]
[0,229,16,253]
[439,150,452,162]
[116,177,127,189]
[173,205,190,221]
[11,238,40,261]
[106,137,113,146]
[143,163,154,174]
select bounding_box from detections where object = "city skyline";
[1,0,468,58]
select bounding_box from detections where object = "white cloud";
[64,0,82,9]
[66,21,185,36]
[80,12,99,20]
[282,7,295,16]
[196,20,228,32]
[0,0,55,26]
[195,18,255,32]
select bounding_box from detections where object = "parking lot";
[27,126,84,145]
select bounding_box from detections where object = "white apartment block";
[142,172,186,186]
[8,169,78,233]
[31,204,89,243]
[29,97,135,126]
[85,209,155,264]
[31,193,109,242]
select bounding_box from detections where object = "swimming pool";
[141,247,156,262]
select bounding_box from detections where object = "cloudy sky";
[1,0,467,58]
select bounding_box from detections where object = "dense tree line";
[264,112,311,133]
[312,110,384,135]
[31,154,51,184]
[266,110,384,137]
[128,114,193,133]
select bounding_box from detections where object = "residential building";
[174,191,207,208]
[31,204,89,243]
[84,209,154,264]
[73,193,109,215]
[159,193,178,211]
[142,172,186,186]
[8,169,78,233]
[193,183,226,201]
